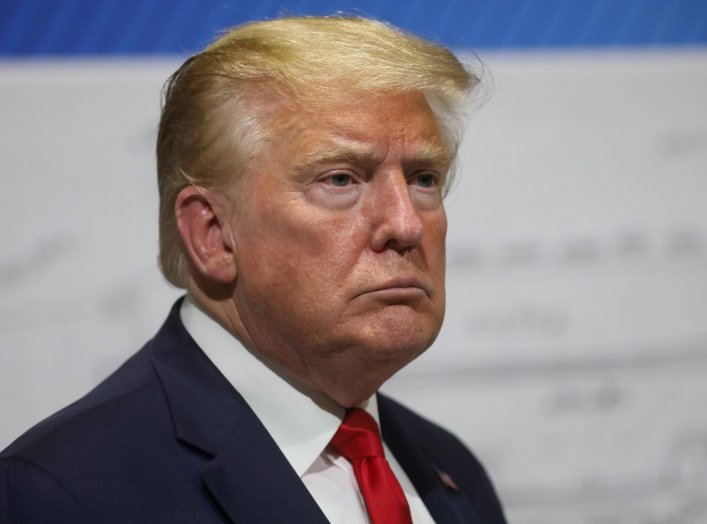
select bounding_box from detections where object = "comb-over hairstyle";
[157,15,480,287]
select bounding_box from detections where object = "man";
[0,16,506,523]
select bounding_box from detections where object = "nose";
[369,172,423,253]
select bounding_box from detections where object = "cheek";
[425,210,448,270]
[237,203,364,296]
[273,201,367,273]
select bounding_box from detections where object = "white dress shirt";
[180,296,434,524]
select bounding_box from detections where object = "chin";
[356,307,442,361]
[366,335,432,363]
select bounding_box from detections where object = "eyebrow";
[295,142,452,173]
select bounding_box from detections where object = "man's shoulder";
[1,343,165,463]
[0,345,169,523]
[0,303,219,523]
[1,300,189,462]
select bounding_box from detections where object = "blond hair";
[157,15,479,287]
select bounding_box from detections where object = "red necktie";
[330,408,413,524]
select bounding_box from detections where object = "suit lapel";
[199,407,328,523]
[378,394,485,524]
[150,300,328,523]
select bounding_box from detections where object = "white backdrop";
[2,49,706,523]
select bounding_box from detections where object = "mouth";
[358,277,430,301]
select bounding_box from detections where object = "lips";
[359,276,430,298]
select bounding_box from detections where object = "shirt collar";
[180,295,379,476]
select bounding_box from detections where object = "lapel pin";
[433,466,459,492]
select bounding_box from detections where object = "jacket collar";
[379,394,485,524]
[149,299,328,523]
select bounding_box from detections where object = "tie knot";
[331,408,385,460]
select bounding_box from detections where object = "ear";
[175,186,237,284]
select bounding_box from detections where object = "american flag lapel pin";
[433,466,459,492]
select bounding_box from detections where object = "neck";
[185,281,397,408]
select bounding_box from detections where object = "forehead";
[262,90,450,165]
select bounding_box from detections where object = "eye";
[308,170,361,209]
[326,173,353,187]
[411,173,439,188]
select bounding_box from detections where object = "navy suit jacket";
[1,300,506,523]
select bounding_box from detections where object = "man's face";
[225,91,449,396]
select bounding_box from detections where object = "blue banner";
[1,0,706,55]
